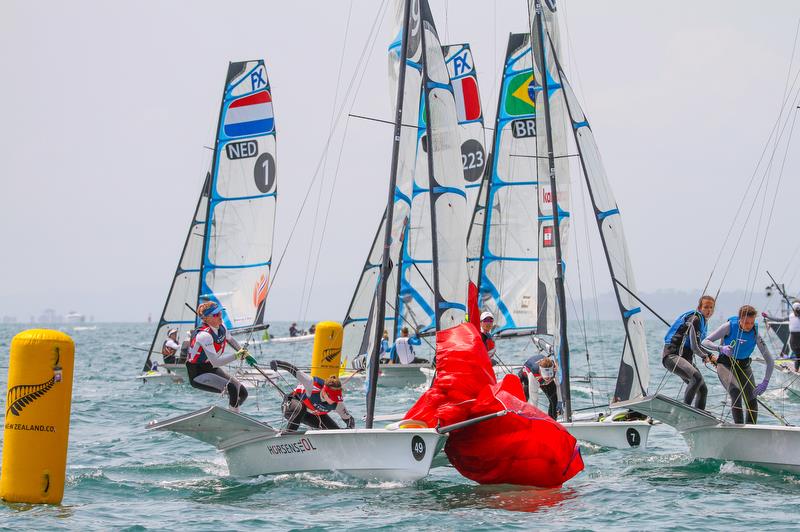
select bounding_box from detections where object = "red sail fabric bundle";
[404,322,583,487]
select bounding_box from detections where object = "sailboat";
[150,0,478,482]
[139,59,278,386]
[465,1,652,449]
[340,39,486,388]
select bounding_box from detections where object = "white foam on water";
[719,461,769,477]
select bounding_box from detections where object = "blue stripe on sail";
[162,320,195,325]
[438,302,466,311]
[207,261,271,270]
[573,120,588,129]
[224,118,274,138]
[597,208,620,221]
[177,268,201,273]
[212,192,276,202]
[487,256,537,262]
[394,186,412,206]
[427,81,453,92]
[407,60,422,71]
[347,317,369,323]
[432,186,467,198]
[624,307,642,318]
[480,277,517,330]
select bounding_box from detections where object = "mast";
[365,0,412,429]
[196,63,234,325]
[533,0,572,420]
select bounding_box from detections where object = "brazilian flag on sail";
[504,72,536,117]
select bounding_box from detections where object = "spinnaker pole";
[533,0,572,421]
[365,0,412,429]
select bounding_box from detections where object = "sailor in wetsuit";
[479,311,497,364]
[161,328,180,364]
[185,302,250,412]
[662,295,716,410]
[518,354,559,419]
[270,360,355,431]
[763,301,800,371]
[702,305,775,424]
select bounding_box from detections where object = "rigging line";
[781,18,800,108]
[348,112,497,131]
[740,106,799,304]
[612,278,670,327]
[747,111,798,301]
[383,299,435,351]
[299,0,355,324]
[701,66,800,296]
[263,0,389,302]
[510,153,580,160]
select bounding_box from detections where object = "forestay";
[144,174,211,371]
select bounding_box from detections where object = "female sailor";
[702,305,775,424]
[270,360,355,431]
[763,301,800,372]
[662,295,716,409]
[185,302,250,412]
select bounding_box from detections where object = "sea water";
[0,322,797,530]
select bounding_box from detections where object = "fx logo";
[451,51,472,77]
[250,68,267,90]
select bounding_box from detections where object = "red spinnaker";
[404,323,583,487]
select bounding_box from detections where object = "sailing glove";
[719,345,734,357]
[754,380,769,396]
[270,360,298,376]
[235,348,250,360]
[345,416,355,429]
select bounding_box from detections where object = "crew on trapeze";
[518,354,559,419]
[762,301,800,372]
[662,295,717,410]
[701,304,775,424]
[270,360,355,430]
[390,327,425,364]
[479,311,498,364]
[161,328,180,364]
[185,302,251,412]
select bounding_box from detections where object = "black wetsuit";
[662,311,708,410]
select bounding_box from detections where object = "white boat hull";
[139,364,279,389]
[772,365,800,399]
[619,393,800,474]
[148,406,445,482]
[562,419,652,449]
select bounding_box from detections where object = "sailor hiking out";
[270,360,355,431]
[662,295,716,410]
[702,305,775,424]
[185,302,250,412]
[763,301,800,372]
[518,354,559,419]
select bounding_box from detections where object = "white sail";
[468,33,540,336]
[443,43,486,214]
[558,70,650,401]
[420,0,468,330]
[200,60,277,333]
[144,174,210,370]
[342,0,423,360]
[530,1,570,341]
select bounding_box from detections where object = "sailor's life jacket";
[187,324,228,364]
[722,317,758,360]
[291,376,338,416]
[664,310,707,349]
[161,340,177,356]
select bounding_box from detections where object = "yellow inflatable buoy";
[0,329,74,504]
[309,322,343,381]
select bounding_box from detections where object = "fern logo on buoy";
[5,346,61,418]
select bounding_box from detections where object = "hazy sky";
[2,0,800,322]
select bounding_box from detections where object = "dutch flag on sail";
[224,91,274,138]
